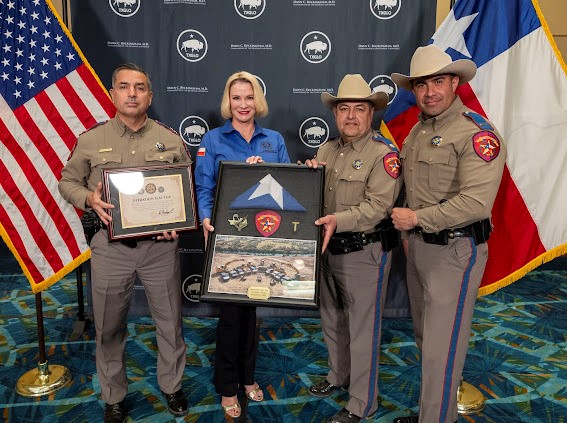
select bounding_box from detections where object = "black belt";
[328,218,399,255]
[410,219,491,246]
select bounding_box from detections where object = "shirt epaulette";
[372,134,399,153]
[463,111,494,131]
[79,120,108,136]
[155,120,179,135]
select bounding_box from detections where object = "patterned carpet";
[0,250,565,422]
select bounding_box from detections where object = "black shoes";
[162,389,188,416]
[309,379,346,398]
[393,415,419,423]
[104,401,126,423]
[327,408,363,423]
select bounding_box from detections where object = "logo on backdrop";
[180,116,209,147]
[182,274,202,302]
[370,0,401,20]
[369,75,397,104]
[109,0,141,17]
[299,117,330,148]
[177,30,208,62]
[254,74,267,96]
[300,31,331,64]
[234,0,266,19]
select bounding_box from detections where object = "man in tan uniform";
[306,74,402,423]
[59,64,190,423]
[390,45,506,423]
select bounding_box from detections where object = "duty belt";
[86,213,154,248]
[410,219,491,246]
[328,218,399,255]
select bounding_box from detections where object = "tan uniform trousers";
[90,229,186,404]
[320,242,392,418]
[406,234,488,423]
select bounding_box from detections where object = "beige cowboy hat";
[321,74,388,110]
[391,44,477,91]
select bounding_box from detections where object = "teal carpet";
[0,252,565,422]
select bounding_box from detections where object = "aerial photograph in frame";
[207,234,317,300]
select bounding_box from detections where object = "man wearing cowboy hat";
[306,74,402,423]
[390,44,506,423]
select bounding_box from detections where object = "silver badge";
[430,136,442,146]
[156,142,166,151]
[353,159,363,170]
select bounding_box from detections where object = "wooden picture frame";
[102,163,198,241]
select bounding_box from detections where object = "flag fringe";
[0,223,91,293]
[32,249,91,293]
[0,223,37,288]
[45,0,111,100]
[478,244,567,296]
[532,0,567,75]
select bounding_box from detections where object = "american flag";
[0,0,115,292]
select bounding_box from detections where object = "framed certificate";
[200,162,324,309]
[102,163,198,241]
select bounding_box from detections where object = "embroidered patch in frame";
[255,210,281,237]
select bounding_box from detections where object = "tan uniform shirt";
[400,97,506,232]
[59,116,192,210]
[316,129,402,233]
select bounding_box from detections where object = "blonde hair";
[220,71,268,119]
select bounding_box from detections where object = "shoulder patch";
[472,131,501,162]
[372,134,399,153]
[383,151,401,179]
[155,120,179,135]
[463,111,494,131]
[79,120,108,136]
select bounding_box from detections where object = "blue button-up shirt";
[195,119,291,220]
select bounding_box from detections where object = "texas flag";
[382,0,567,295]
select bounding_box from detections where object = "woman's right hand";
[245,156,263,164]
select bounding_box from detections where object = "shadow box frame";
[199,162,324,309]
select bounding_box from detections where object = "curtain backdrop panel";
[70,0,435,316]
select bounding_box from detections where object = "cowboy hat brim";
[321,91,388,110]
[391,59,477,91]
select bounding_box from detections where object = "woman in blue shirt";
[195,71,290,418]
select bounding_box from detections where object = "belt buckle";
[449,229,466,239]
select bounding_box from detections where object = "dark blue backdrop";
[68,0,436,317]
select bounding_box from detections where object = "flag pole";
[68,264,89,341]
[15,292,72,397]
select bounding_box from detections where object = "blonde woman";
[195,71,290,418]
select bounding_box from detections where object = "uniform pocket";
[417,148,457,191]
[90,153,122,168]
[336,170,367,206]
[452,237,473,268]
[144,151,176,163]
